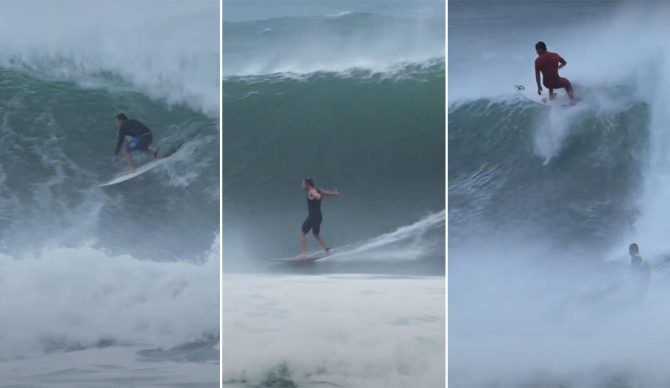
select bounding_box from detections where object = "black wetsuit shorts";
[301,213,323,235]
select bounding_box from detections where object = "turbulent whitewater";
[0,2,219,386]
[450,2,670,387]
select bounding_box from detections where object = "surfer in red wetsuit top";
[534,41,574,101]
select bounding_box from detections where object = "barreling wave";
[0,67,219,259]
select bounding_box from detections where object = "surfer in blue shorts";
[300,177,340,258]
[112,113,158,172]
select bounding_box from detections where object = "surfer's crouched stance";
[300,177,340,258]
[534,41,575,101]
[112,113,158,172]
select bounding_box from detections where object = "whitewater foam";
[223,11,444,77]
[223,274,444,388]
[0,235,219,360]
[0,2,219,117]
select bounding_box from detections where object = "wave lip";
[224,57,445,85]
[224,11,444,77]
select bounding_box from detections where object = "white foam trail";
[533,103,588,164]
[327,210,444,261]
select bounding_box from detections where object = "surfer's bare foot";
[325,247,331,254]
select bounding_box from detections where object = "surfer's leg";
[548,88,555,100]
[312,218,330,252]
[122,148,135,172]
[557,77,574,100]
[137,134,158,158]
[314,234,330,252]
[299,232,308,257]
[300,218,312,256]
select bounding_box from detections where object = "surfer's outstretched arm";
[535,69,542,95]
[320,189,340,197]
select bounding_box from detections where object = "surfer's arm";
[113,131,125,156]
[535,69,542,94]
[320,189,340,197]
[308,188,322,200]
[558,55,567,69]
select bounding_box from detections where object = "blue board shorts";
[125,134,153,152]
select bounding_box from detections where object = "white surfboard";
[515,84,578,107]
[266,250,331,263]
[99,157,172,187]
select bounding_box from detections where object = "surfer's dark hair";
[115,113,128,121]
[535,41,547,51]
[304,177,315,187]
[629,243,639,253]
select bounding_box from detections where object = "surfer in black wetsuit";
[112,113,158,172]
[300,177,340,258]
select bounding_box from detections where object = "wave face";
[223,61,445,273]
[450,2,670,387]
[449,96,648,248]
[0,0,219,367]
[224,0,443,276]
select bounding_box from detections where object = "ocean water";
[449,1,670,387]
[223,0,445,386]
[0,1,219,386]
